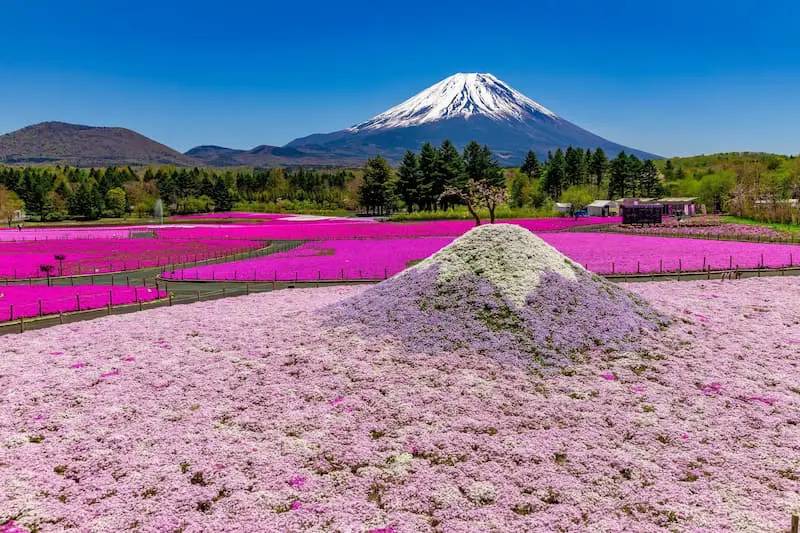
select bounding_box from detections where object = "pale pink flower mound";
[0,278,799,531]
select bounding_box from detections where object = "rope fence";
[0,287,167,323]
[0,242,275,282]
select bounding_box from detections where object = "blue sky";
[1,0,798,157]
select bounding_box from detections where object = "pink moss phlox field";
[163,238,454,281]
[153,216,620,242]
[0,285,166,321]
[1,277,799,530]
[540,232,800,273]
[0,238,263,279]
[605,215,792,241]
[165,231,800,282]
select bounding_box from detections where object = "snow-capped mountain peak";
[350,73,558,131]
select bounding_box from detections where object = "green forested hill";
[656,152,799,213]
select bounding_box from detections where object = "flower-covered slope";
[1,277,800,531]
[327,224,665,362]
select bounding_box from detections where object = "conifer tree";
[638,160,662,198]
[436,140,464,208]
[396,150,421,213]
[565,147,586,187]
[542,148,566,199]
[417,142,438,210]
[590,148,608,189]
[358,156,396,215]
[608,151,628,199]
[520,150,541,179]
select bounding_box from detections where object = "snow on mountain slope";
[351,73,558,131]
[285,72,661,164]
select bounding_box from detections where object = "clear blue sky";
[1,0,798,157]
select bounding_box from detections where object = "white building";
[586,200,618,217]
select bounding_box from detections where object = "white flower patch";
[403,224,579,307]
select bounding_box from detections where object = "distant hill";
[184,144,365,167]
[0,122,200,167]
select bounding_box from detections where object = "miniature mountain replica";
[327,224,665,362]
[287,73,659,164]
[0,121,200,167]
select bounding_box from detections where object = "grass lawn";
[9,217,158,228]
[389,206,557,221]
[722,215,800,234]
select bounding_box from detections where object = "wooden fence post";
[790,513,798,533]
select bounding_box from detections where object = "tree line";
[357,142,665,220]
[0,165,358,222]
[358,140,506,224]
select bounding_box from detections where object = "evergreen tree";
[589,148,608,188]
[564,147,586,187]
[417,142,438,210]
[608,152,628,199]
[396,150,421,213]
[520,150,541,179]
[638,160,662,198]
[626,155,643,197]
[211,179,234,211]
[358,156,396,215]
[436,140,464,208]
[542,148,566,199]
[69,179,103,219]
[463,142,503,187]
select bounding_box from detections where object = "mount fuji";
[282,73,659,165]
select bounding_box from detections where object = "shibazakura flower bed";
[152,216,620,241]
[0,285,167,321]
[1,277,798,531]
[161,231,800,282]
[162,238,455,281]
[540,232,800,274]
[600,215,792,242]
[0,238,263,279]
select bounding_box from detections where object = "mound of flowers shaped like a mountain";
[328,224,665,362]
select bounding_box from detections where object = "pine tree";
[626,155,642,197]
[436,140,465,208]
[211,179,234,211]
[69,179,103,220]
[590,148,608,188]
[542,148,566,199]
[638,160,662,198]
[520,150,541,179]
[396,150,421,213]
[565,147,586,187]
[417,142,438,210]
[608,152,628,199]
[358,156,396,215]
